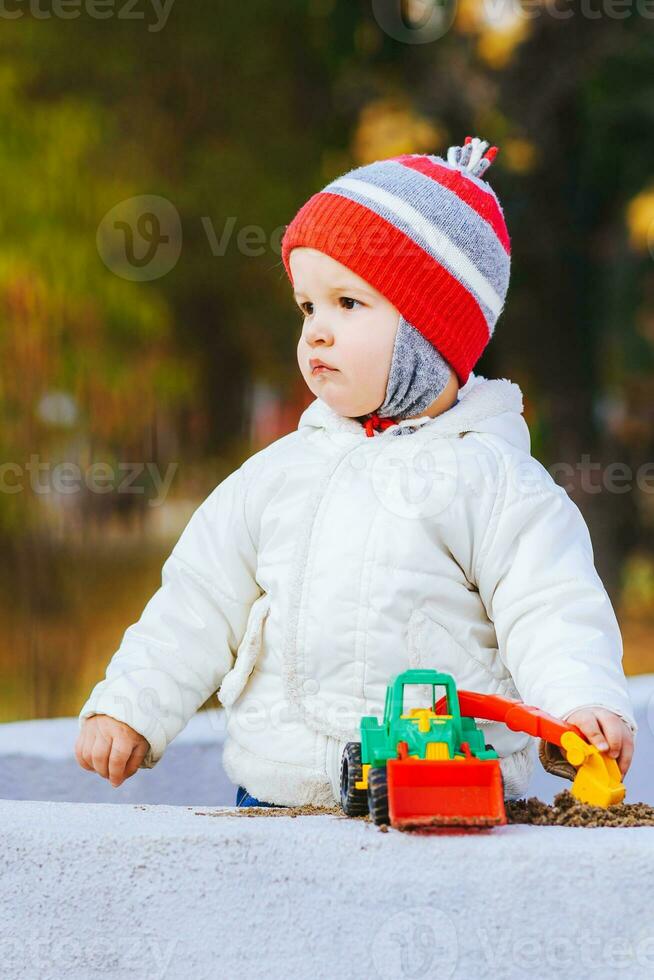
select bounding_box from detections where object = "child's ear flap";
[538,738,577,782]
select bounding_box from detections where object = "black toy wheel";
[340,742,369,816]
[367,765,389,826]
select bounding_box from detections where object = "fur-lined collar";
[297,373,528,450]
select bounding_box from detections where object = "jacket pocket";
[218,592,271,707]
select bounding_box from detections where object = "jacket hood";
[297,373,531,453]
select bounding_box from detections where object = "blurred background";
[1,0,653,723]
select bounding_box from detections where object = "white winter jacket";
[78,373,637,804]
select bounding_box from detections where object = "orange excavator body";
[434,690,626,809]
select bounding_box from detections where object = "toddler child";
[75,136,636,805]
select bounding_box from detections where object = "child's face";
[290,247,400,418]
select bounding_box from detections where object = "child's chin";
[320,394,374,419]
[307,375,377,418]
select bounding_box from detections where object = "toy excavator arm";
[433,690,625,808]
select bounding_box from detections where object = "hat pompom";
[446,135,499,180]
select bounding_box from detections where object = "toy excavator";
[340,669,626,832]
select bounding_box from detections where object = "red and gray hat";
[281,136,510,388]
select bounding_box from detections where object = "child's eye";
[340,296,361,310]
[297,297,361,318]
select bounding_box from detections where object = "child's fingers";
[74,729,94,772]
[107,737,136,787]
[570,710,610,752]
[567,708,635,779]
[90,730,113,780]
[573,710,634,776]
[595,712,626,760]
[123,740,149,780]
[617,736,634,778]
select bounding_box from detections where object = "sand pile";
[193,803,345,818]
[193,790,654,828]
[505,789,654,827]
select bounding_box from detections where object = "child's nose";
[305,313,333,344]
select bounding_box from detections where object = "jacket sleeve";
[475,445,638,736]
[78,462,262,767]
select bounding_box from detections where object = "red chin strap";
[363,412,398,438]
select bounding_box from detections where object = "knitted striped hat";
[281,136,510,387]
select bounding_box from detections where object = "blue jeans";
[235,785,283,808]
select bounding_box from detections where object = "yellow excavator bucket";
[560,731,626,807]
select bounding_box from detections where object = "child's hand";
[564,707,634,778]
[75,714,150,787]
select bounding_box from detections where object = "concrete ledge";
[0,709,235,806]
[2,798,654,980]
[2,678,654,979]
